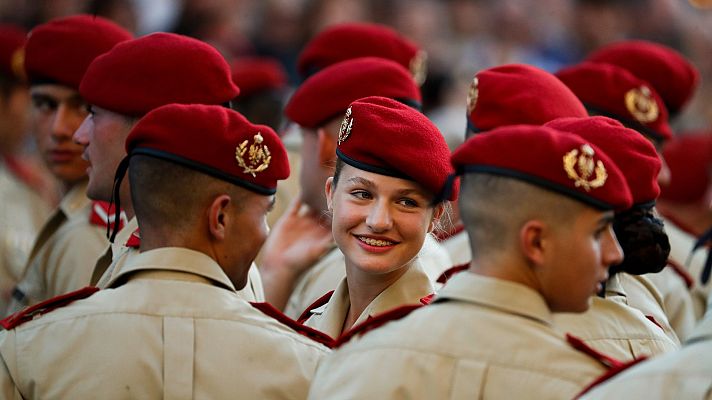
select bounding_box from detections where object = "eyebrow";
[346,176,376,188]
[597,213,615,228]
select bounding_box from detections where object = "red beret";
[546,116,661,206]
[556,62,672,142]
[586,40,699,116]
[335,96,455,201]
[0,24,26,79]
[466,64,587,133]
[230,57,286,98]
[451,125,632,211]
[126,104,289,195]
[660,132,712,204]
[80,32,238,117]
[297,23,426,85]
[24,14,132,89]
[285,57,422,129]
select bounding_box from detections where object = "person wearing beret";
[0,25,53,313]
[68,32,265,302]
[557,61,695,341]
[308,124,633,399]
[0,104,329,399]
[3,15,132,317]
[295,96,454,340]
[259,57,451,319]
[546,116,680,359]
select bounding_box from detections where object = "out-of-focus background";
[1,0,711,138]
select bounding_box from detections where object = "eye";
[31,96,57,113]
[350,190,372,200]
[397,198,419,208]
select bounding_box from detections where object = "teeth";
[359,237,395,247]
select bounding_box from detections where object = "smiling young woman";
[298,96,455,338]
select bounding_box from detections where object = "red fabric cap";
[586,40,699,116]
[556,62,672,142]
[80,32,238,117]
[467,64,587,132]
[126,104,289,195]
[546,116,661,205]
[659,132,712,203]
[230,57,286,98]
[0,24,26,79]
[297,23,425,84]
[285,57,422,129]
[451,125,632,211]
[24,14,131,89]
[336,96,455,201]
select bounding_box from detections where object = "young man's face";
[30,84,89,185]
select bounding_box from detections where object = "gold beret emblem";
[624,86,659,124]
[410,50,428,86]
[235,132,271,177]
[10,48,26,81]
[563,144,607,191]
[338,106,354,145]
[466,77,479,115]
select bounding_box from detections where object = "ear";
[519,220,547,267]
[427,203,446,233]
[316,127,337,167]
[208,194,232,242]
[324,176,335,211]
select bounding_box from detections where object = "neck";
[657,200,712,237]
[342,261,409,332]
[469,254,540,291]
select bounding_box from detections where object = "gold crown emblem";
[338,106,354,145]
[235,132,271,177]
[624,85,659,124]
[410,50,428,86]
[10,48,26,81]
[563,144,607,191]
[466,76,479,114]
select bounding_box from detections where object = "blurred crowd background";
[1,0,711,151]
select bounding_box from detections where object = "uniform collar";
[435,271,553,326]
[58,180,91,217]
[107,247,237,292]
[603,273,627,299]
[111,216,138,254]
[310,259,434,338]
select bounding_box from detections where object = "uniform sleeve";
[0,331,23,400]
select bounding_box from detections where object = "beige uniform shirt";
[4,182,108,316]
[580,302,712,399]
[553,296,679,361]
[0,247,328,399]
[302,260,433,338]
[94,217,265,302]
[0,163,51,313]
[646,266,697,340]
[284,234,451,318]
[664,219,710,319]
[308,272,609,399]
[439,229,471,266]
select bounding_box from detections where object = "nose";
[602,226,624,267]
[51,103,80,141]
[366,200,393,233]
[73,115,91,146]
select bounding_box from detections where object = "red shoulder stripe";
[436,262,470,284]
[574,356,648,398]
[566,333,622,369]
[335,303,424,348]
[0,286,100,330]
[250,302,335,348]
[89,201,126,231]
[420,293,435,305]
[666,258,694,289]
[296,290,334,324]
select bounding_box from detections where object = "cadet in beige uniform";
[0,104,329,399]
[309,125,635,399]
[259,57,452,315]
[4,16,131,315]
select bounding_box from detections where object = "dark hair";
[609,205,670,276]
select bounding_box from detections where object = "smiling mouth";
[356,236,397,247]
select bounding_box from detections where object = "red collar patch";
[90,201,127,231]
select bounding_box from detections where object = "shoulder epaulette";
[574,356,648,398]
[335,303,425,348]
[125,229,141,248]
[433,223,465,242]
[296,290,334,324]
[250,302,335,348]
[89,201,126,231]
[566,333,623,369]
[436,262,470,284]
[666,258,694,289]
[0,286,100,330]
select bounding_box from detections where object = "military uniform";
[308,272,609,399]
[301,259,433,339]
[645,263,697,340]
[0,248,328,399]
[4,181,109,315]
[0,162,52,313]
[438,228,471,266]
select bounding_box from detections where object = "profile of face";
[325,163,440,276]
[73,105,135,201]
[536,207,623,313]
[30,84,89,184]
